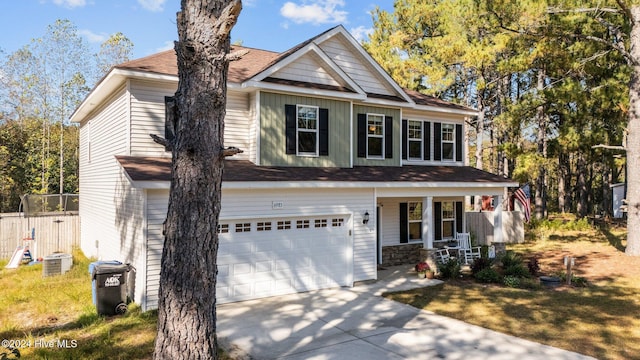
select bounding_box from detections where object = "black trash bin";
[91,263,131,316]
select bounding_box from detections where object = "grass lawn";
[0,249,231,360]
[384,221,640,360]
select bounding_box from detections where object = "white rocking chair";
[456,232,481,264]
[435,248,452,265]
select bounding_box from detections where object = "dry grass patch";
[385,224,640,360]
[0,249,234,359]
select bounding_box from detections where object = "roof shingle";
[115,156,514,184]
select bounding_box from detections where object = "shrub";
[438,258,461,279]
[503,276,521,288]
[475,267,502,283]
[527,256,540,276]
[500,251,523,269]
[503,264,531,278]
[471,257,493,275]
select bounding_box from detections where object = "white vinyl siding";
[224,91,251,160]
[144,187,376,310]
[319,36,395,96]
[79,85,129,261]
[129,79,251,160]
[271,52,341,87]
[129,79,176,157]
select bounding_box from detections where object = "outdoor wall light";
[363,211,370,224]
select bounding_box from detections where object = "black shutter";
[401,120,408,160]
[399,203,408,243]
[434,122,442,161]
[456,123,463,162]
[357,113,366,158]
[319,108,329,156]
[164,96,175,151]
[456,201,463,234]
[424,121,431,160]
[385,116,393,159]
[434,202,442,241]
[285,105,296,154]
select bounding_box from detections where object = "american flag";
[514,184,531,222]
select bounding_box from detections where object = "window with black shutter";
[285,104,329,156]
[358,113,393,159]
[400,202,422,243]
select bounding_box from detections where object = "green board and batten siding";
[260,92,351,167]
[352,104,401,167]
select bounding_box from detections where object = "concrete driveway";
[217,266,595,360]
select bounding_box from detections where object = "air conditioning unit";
[43,253,73,277]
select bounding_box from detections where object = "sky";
[0,0,393,60]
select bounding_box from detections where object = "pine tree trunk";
[535,68,548,219]
[153,1,242,359]
[576,153,588,218]
[626,6,640,256]
[558,152,569,213]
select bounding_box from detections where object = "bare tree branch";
[150,134,173,150]
[225,49,249,61]
[222,146,243,157]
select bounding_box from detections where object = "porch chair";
[456,232,481,264]
[435,248,452,265]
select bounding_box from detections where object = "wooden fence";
[0,212,80,260]
[466,211,524,245]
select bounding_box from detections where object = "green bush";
[470,257,493,275]
[527,256,540,276]
[500,251,523,269]
[503,276,521,288]
[438,258,461,279]
[532,216,593,232]
[474,267,502,283]
[503,264,531,278]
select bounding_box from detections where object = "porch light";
[363,211,370,224]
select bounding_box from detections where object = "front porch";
[376,192,521,268]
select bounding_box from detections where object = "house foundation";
[381,244,423,266]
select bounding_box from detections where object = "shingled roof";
[116,45,280,83]
[115,156,514,185]
[114,41,474,113]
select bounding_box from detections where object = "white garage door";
[216,215,351,303]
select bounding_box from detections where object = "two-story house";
[71,26,517,311]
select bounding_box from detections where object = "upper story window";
[407,121,422,160]
[367,114,385,159]
[297,105,318,156]
[404,121,461,163]
[285,104,329,157]
[441,123,455,161]
[357,113,393,159]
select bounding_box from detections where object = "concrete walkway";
[217,266,595,360]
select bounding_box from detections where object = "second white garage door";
[216,215,351,303]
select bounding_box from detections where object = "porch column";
[422,196,433,249]
[493,195,504,243]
